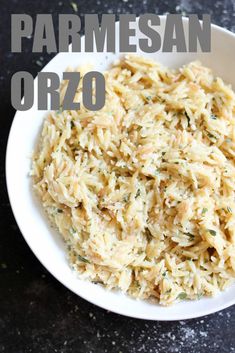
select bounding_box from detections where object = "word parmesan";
[11,14,211,53]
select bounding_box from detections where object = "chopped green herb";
[146,96,152,101]
[134,280,141,288]
[177,292,187,300]
[227,206,232,213]
[210,114,217,120]
[165,289,172,294]
[77,255,90,264]
[184,232,195,240]
[197,293,203,300]
[207,132,217,140]
[207,229,216,236]
[71,121,75,128]
[56,107,63,114]
[185,111,190,126]
[162,151,166,156]
[123,194,130,203]
[155,168,161,175]
[202,208,208,215]
[135,189,141,198]
[70,1,78,12]
[145,228,152,241]
[162,271,167,277]
[92,280,104,285]
[57,209,63,213]
[70,227,77,234]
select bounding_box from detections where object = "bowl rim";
[5,16,235,321]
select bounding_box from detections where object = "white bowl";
[6,16,235,320]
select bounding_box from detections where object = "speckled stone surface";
[1,1,235,352]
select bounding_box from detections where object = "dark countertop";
[1,1,235,352]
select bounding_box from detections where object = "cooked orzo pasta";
[32,55,235,305]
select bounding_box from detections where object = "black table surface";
[1,1,235,352]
